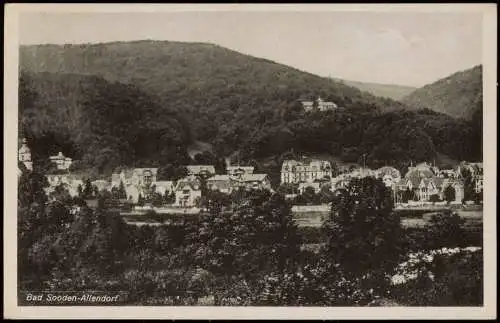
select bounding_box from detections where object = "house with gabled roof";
[206,175,233,194]
[111,167,158,187]
[236,173,272,191]
[226,166,254,176]
[186,165,216,177]
[206,173,272,194]
[396,166,464,202]
[18,138,33,171]
[49,151,73,170]
[45,173,84,198]
[174,175,202,207]
[110,167,159,203]
[397,167,436,201]
[375,166,401,189]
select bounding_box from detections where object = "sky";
[18,9,483,87]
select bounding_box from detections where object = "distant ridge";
[333,78,416,101]
[402,65,482,120]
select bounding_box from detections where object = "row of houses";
[41,166,272,207]
[281,158,483,203]
[19,140,272,207]
[19,137,483,206]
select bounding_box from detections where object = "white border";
[4,3,497,320]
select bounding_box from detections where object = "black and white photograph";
[4,3,497,320]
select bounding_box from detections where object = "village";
[17,136,483,226]
[10,7,490,312]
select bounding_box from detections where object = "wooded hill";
[19,41,482,177]
[402,65,483,120]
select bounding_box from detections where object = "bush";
[424,210,466,250]
[297,227,325,244]
[390,249,483,306]
[429,194,441,203]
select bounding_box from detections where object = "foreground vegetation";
[18,170,483,306]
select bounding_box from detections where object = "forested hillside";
[19,41,407,139]
[402,65,483,120]
[19,70,192,176]
[19,41,483,176]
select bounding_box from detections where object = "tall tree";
[322,177,402,291]
[460,167,475,201]
[195,190,300,278]
[118,180,127,199]
[83,179,93,199]
[77,184,83,198]
[157,165,188,181]
[137,194,145,206]
[443,185,456,204]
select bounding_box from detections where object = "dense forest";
[19,70,192,177]
[19,41,408,142]
[402,65,483,120]
[19,41,483,179]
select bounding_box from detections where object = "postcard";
[4,3,497,320]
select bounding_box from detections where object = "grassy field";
[293,208,483,229]
[122,206,483,230]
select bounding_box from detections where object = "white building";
[316,97,338,111]
[330,167,376,191]
[206,175,233,194]
[174,175,202,207]
[45,174,84,197]
[18,138,33,171]
[235,173,272,191]
[331,174,352,190]
[186,165,216,177]
[111,168,158,203]
[301,97,338,112]
[92,180,110,193]
[281,159,333,184]
[436,169,459,179]
[49,152,73,170]
[374,166,401,188]
[152,181,175,196]
[111,168,158,188]
[301,101,314,111]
